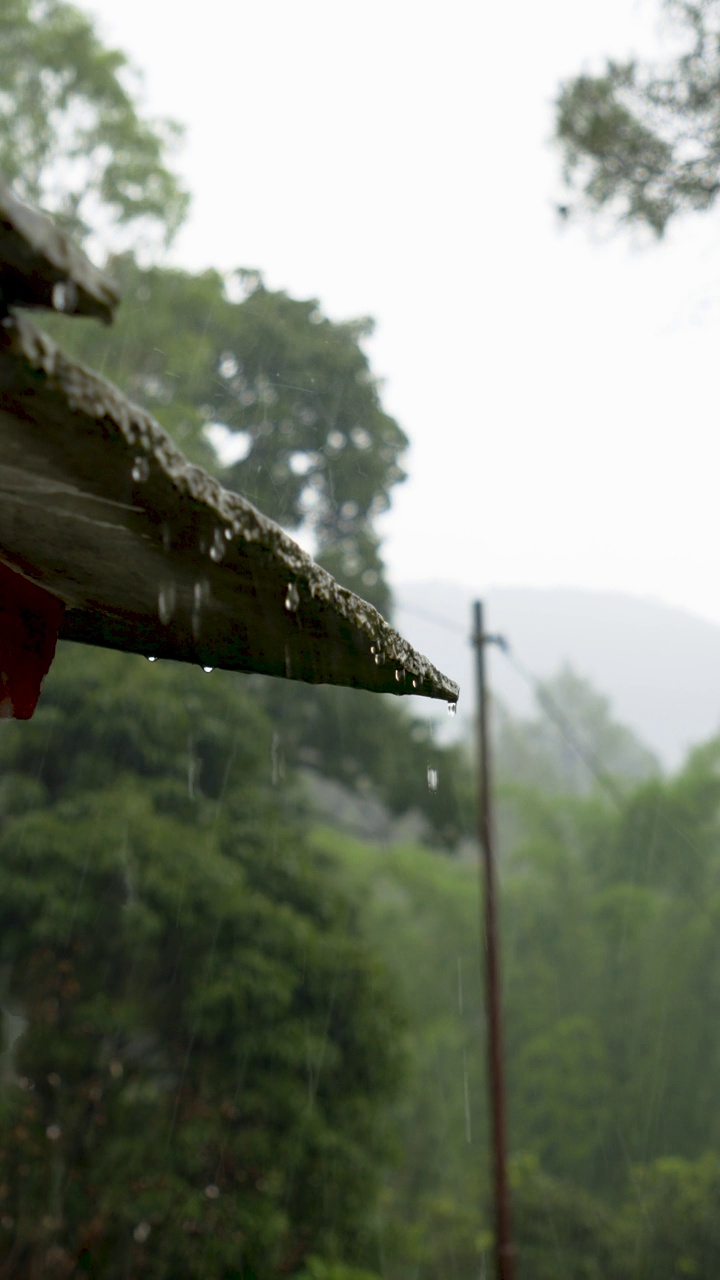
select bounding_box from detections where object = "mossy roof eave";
[0,313,459,704]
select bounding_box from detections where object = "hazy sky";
[85,0,720,626]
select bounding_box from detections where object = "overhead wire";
[498,645,626,809]
[396,598,629,808]
[398,598,712,883]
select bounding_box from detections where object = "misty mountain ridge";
[394,582,720,771]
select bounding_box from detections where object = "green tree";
[510,1155,622,1280]
[316,717,720,1278]
[620,1152,720,1279]
[555,0,720,236]
[0,648,403,1277]
[0,0,189,248]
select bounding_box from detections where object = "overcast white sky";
[86,0,720,627]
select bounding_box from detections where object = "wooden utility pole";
[472,600,514,1280]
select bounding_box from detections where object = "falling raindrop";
[447,701,458,717]
[187,740,200,801]
[394,668,404,682]
[202,666,213,674]
[412,677,419,689]
[374,651,384,666]
[285,582,300,611]
[158,581,176,626]
[192,578,209,640]
[370,644,377,655]
[427,766,438,792]
[463,1050,472,1143]
[161,523,172,553]
[209,528,225,562]
[46,1124,62,1141]
[205,1184,220,1199]
[133,1222,152,1243]
[271,731,285,786]
[51,280,77,313]
[146,656,157,663]
[131,456,149,483]
[223,525,233,541]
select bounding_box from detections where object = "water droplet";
[133,1222,152,1243]
[223,525,233,541]
[202,666,213,674]
[285,582,300,612]
[51,280,77,313]
[45,1124,62,1141]
[146,656,157,663]
[158,581,176,626]
[132,456,149,483]
[427,767,438,792]
[374,651,384,666]
[412,678,419,689]
[447,701,457,716]
[370,644,377,655]
[204,1184,220,1199]
[209,528,225,562]
[395,668,404,682]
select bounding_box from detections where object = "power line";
[398,598,626,805]
[396,598,467,637]
[499,645,626,809]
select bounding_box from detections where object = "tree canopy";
[555,0,720,236]
[0,646,403,1278]
[0,0,189,249]
[322,719,720,1277]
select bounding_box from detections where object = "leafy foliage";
[555,1,720,235]
[0,0,189,249]
[0,648,403,1278]
[318,716,720,1277]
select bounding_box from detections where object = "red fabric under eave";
[0,561,65,720]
